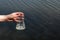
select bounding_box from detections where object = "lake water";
[0,0,60,40]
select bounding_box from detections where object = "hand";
[7,12,24,22]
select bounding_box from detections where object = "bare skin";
[0,12,24,22]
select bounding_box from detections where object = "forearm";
[0,15,8,22]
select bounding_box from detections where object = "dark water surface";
[0,0,60,40]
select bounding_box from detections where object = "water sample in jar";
[16,21,25,30]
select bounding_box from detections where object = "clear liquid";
[16,21,25,30]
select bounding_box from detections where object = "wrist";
[6,15,13,21]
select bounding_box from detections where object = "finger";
[15,14,24,18]
[8,20,13,21]
[7,17,13,21]
[18,17,24,20]
[19,12,24,17]
[13,17,24,22]
[14,19,21,22]
[20,18,24,21]
[15,17,24,21]
[13,18,20,22]
[7,19,13,21]
[14,12,24,18]
[18,14,24,18]
[15,12,24,15]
